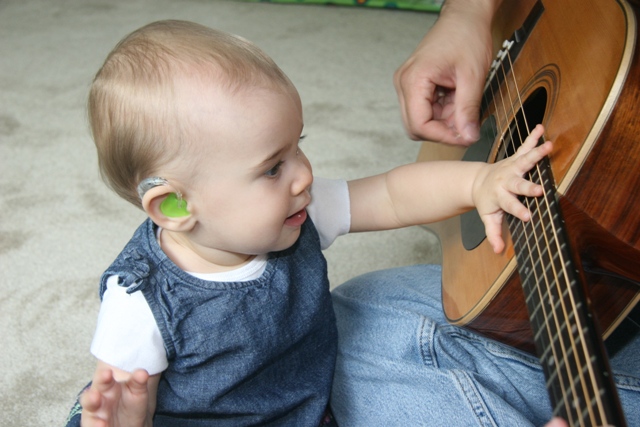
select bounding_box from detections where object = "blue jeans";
[330,265,640,426]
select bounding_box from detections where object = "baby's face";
[175,78,312,262]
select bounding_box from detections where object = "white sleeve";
[90,275,168,375]
[307,177,351,250]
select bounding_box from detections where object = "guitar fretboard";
[507,156,625,426]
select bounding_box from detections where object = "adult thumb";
[454,75,484,144]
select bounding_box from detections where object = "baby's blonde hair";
[88,20,293,207]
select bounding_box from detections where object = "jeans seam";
[614,373,640,391]
[444,325,541,369]
[419,315,436,368]
[452,370,498,427]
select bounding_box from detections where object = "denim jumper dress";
[94,218,338,426]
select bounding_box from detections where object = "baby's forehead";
[173,68,300,112]
[171,78,300,138]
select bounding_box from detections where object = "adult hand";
[545,417,568,427]
[394,0,501,145]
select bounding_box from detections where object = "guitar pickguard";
[460,116,495,250]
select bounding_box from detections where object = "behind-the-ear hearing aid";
[160,192,190,217]
[137,177,190,217]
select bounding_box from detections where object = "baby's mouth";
[284,208,307,227]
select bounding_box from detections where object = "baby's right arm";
[80,360,160,427]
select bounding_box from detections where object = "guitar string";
[494,49,580,422]
[503,47,611,425]
[500,48,604,426]
[488,62,573,424]
[486,50,581,422]
[493,45,599,426]
[509,45,607,424]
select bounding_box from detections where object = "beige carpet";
[0,1,441,425]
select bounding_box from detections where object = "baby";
[67,20,552,427]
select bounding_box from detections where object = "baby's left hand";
[472,124,553,253]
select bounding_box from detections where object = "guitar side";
[418,0,640,353]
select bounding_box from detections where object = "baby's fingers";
[122,369,151,409]
[91,366,118,395]
[501,192,534,222]
[511,175,544,199]
[514,139,553,174]
[127,369,150,393]
[80,385,112,427]
[517,124,545,152]
[512,125,552,172]
[80,386,105,415]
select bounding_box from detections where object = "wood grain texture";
[418,0,640,353]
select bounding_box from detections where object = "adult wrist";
[440,0,502,27]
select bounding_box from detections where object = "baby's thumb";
[481,215,506,254]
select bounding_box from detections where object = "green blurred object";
[242,0,442,12]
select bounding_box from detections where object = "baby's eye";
[265,161,283,177]
[296,134,307,155]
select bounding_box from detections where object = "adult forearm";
[439,0,502,25]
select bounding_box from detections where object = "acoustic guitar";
[417,0,640,425]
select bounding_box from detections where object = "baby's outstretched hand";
[472,124,553,253]
[80,365,152,427]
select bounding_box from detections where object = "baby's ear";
[142,186,195,232]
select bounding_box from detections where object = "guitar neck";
[508,156,626,426]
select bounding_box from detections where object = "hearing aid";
[137,177,190,217]
[160,192,190,217]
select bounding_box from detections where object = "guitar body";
[418,0,640,354]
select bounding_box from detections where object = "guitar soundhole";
[460,87,548,251]
[497,87,548,160]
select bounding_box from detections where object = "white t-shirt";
[90,177,350,374]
